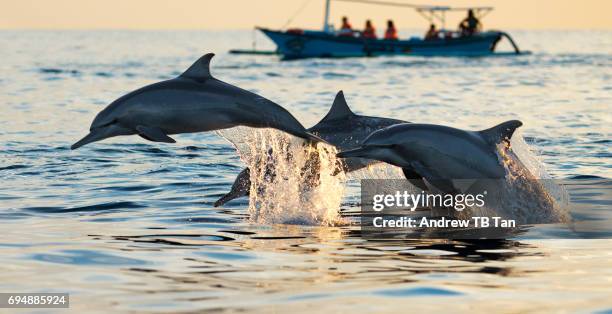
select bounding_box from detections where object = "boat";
[232,0,523,59]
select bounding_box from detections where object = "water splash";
[217,127,570,225]
[487,133,571,223]
[508,131,553,180]
[217,127,346,226]
[347,163,404,180]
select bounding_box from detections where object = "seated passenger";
[424,24,438,40]
[459,9,481,36]
[338,16,354,36]
[384,20,398,40]
[362,20,377,39]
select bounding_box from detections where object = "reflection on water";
[0,30,611,312]
[4,211,612,312]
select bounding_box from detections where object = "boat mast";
[323,0,331,32]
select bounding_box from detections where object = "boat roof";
[416,5,493,12]
[333,0,493,13]
[331,0,493,29]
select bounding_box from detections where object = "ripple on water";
[399,249,459,256]
[0,164,29,171]
[23,201,145,214]
[196,251,254,261]
[90,185,157,192]
[38,68,81,75]
[373,287,463,297]
[108,233,235,247]
[31,250,147,266]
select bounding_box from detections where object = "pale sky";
[1,0,610,30]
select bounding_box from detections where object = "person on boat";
[424,24,438,40]
[459,9,481,36]
[362,20,377,39]
[338,16,354,37]
[384,20,398,40]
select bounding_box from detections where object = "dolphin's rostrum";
[71,53,319,149]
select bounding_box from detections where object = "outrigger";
[231,0,523,59]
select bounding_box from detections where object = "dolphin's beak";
[214,194,232,207]
[71,125,120,150]
[71,123,134,150]
[71,130,105,150]
[336,147,370,158]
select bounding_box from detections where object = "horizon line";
[1,27,611,31]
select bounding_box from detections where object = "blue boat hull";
[259,28,504,59]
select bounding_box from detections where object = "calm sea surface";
[0,30,611,312]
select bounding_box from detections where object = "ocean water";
[0,30,611,312]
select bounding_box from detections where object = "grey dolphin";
[71,53,319,149]
[336,120,523,193]
[213,91,407,206]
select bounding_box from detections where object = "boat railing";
[317,28,494,42]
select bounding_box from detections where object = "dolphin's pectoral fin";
[402,167,429,191]
[136,126,176,143]
[479,120,523,145]
[410,162,458,194]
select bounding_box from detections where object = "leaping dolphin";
[336,120,523,193]
[213,91,408,206]
[71,53,319,150]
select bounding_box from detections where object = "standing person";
[339,16,354,36]
[362,20,377,39]
[459,9,481,36]
[384,20,398,40]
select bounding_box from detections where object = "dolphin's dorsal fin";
[479,120,523,145]
[320,91,355,122]
[180,53,214,80]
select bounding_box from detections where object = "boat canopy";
[325,0,493,30]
